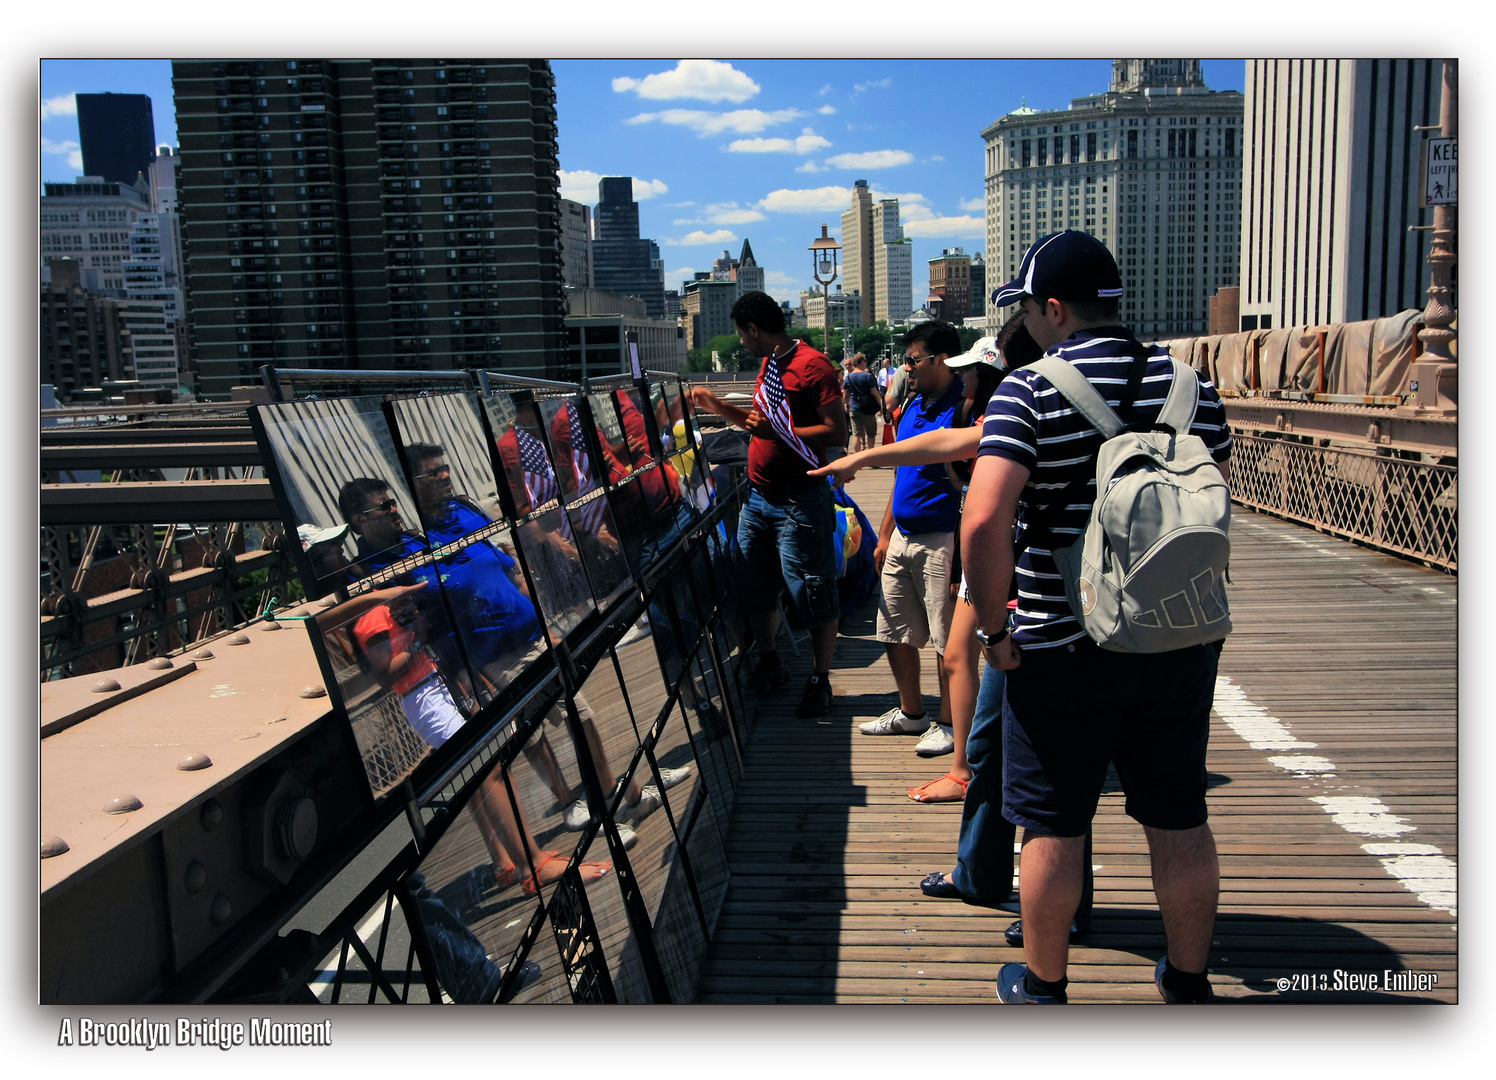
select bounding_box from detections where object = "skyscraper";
[871,199,911,324]
[172,59,567,399]
[840,179,874,328]
[77,93,157,186]
[39,178,151,292]
[591,176,665,319]
[560,198,593,289]
[1238,59,1445,330]
[982,59,1244,339]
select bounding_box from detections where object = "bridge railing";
[1230,432,1456,571]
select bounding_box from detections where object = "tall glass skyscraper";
[591,177,665,320]
[77,93,157,186]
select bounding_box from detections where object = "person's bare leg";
[913,605,979,801]
[810,618,839,674]
[935,652,952,728]
[521,734,569,805]
[1016,833,1087,983]
[752,610,780,657]
[884,641,925,717]
[1143,823,1219,974]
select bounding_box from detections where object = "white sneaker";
[623,784,664,822]
[914,722,956,757]
[615,821,639,850]
[563,799,591,831]
[859,706,928,736]
[657,765,693,791]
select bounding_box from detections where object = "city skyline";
[40,59,1247,307]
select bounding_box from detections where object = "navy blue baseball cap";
[991,230,1123,308]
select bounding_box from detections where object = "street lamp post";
[810,223,841,362]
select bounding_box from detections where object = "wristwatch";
[974,625,1009,649]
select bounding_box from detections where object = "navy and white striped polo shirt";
[978,327,1232,650]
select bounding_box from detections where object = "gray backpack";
[1032,354,1232,654]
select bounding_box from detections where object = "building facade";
[839,179,875,328]
[41,259,134,398]
[560,198,593,289]
[172,59,568,399]
[870,199,912,324]
[736,238,765,296]
[40,179,152,293]
[591,176,665,319]
[927,247,972,326]
[681,278,737,349]
[982,59,1244,339]
[1238,59,1444,330]
[801,288,862,332]
[77,93,157,186]
[969,252,986,321]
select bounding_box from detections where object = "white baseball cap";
[945,337,1003,370]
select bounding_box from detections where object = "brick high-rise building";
[927,247,972,326]
[172,59,567,399]
[40,179,151,292]
[982,59,1244,339]
[559,198,593,289]
[77,93,157,186]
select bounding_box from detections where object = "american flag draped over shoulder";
[754,341,822,469]
[516,427,559,509]
[566,401,608,534]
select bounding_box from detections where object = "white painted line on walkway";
[1215,675,1456,920]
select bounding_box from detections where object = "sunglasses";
[359,499,398,516]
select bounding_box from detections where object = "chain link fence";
[1230,432,1456,571]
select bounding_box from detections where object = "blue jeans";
[735,482,839,630]
[952,663,1093,930]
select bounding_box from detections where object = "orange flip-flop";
[521,853,613,895]
[908,772,970,803]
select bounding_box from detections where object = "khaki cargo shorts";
[875,529,956,654]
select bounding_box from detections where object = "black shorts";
[1001,637,1219,836]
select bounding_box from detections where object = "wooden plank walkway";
[696,465,1457,1004]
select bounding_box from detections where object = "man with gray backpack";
[963,231,1233,1005]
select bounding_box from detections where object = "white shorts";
[401,676,467,748]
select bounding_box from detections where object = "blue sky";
[39,58,1245,304]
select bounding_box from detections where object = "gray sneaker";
[657,765,693,790]
[563,799,591,831]
[859,706,927,736]
[914,722,956,756]
[619,784,664,823]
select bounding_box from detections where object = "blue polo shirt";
[891,378,963,535]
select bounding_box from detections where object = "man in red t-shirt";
[691,290,847,717]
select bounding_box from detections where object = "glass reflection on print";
[250,395,414,598]
[512,509,594,639]
[310,579,477,798]
[578,829,655,1002]
[537,395,633,609]
[572,656,644,819]
[613,611,671,736]
[387,395,544,709]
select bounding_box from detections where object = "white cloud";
[612,61,760,104]
[930,155,945,162]
[826,149,914,170]
[795,161,830,173]
[667,229,739,246]
[853,78,891,93]
[40,93,76,119]
[900,214,986,239]
[677,202,767,226]
[558,169,667,203]
[817,84,834,97]
[756,186,853,213]
[869,189,931,206]
[817,104,837,115]
[959,196,986,212]
[41,137,82,171]
[628,108,803,136]
[669,265,697,281]
[728,128,832,155]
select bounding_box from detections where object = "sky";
[38,58,1245,306]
